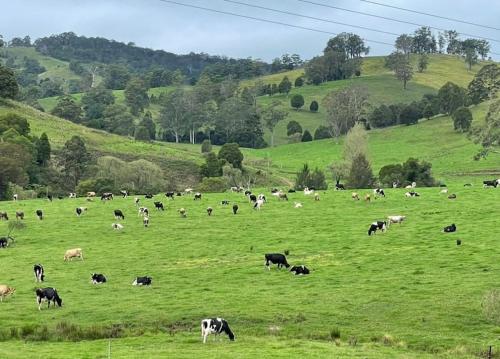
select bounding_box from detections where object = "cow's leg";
[203,332,208,344]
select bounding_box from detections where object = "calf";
[145,194,154,199]
[143,217,149,228]
[34,264,45,282]
[265,253,290,270]
[387,215,406,226]
[270,188,279,194]
[185,188,194,194]
[290,265,310,276]
[0,285,15,302]
[36,209,43,220]
[374,188,385,197]
[232,204,239,215]
[368,221,387,236]
[120,190,128,198]
[352,192,360,200]
[114,209,125,220]
[443,224,457,233]
[244,190,252,196]
[165,191,175,199]
[69,192,77,198]
[335,181,345,190]
[132,276,152,286]
[405,191,420,198]
[35,287,62,310]
[194,192,202,200]
[253,199,264,210]
[258,194,266,202]
[221,200,230,205]
[483,180,498,188]
[15,211,24,220]
[154,202,164,211]
[294,202,303,208]
[179,208,187,218]
[0,237,14,248]
[64,248,83,261]
[201,318,235,343]
[0,211,8,220]
[112,223,124,230]
[76,207,87,217]
[207,207,213,216]
[448,193,457,199]
[91,273,107,284]
[365,194,371,202]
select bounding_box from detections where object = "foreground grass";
[0,186,498,357]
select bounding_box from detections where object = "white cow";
[387,215,406,227]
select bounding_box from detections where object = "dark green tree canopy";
[301,129,313,142]
[218,143,244,169]
[287,120,303,136]
[290,94,305,110]
[0,64,19,99]
[438,82,467,115]
[51,95,82,123]
[452,106,473,132]
[310,100,319,113]
[347,153,375,189]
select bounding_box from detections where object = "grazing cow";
[271,188,279,194]
[132,276,152,286]
[265,253,290,270]
[290,265,310,276]
[303,187,314,195]
[253,199,264,210]
[36,209,43,220]
[405,191,420,198]
[64,248,83,261]
[314,193,320,201]
[232,204,238,215]
[194,192,202,200]
[0,285,15,302]
[120,190,128,198]
[387,215,406,226]
[221,200,230,205]
[294,202,303,208]
[34,264,45,282]
[76,207,87,217]
[335,180,345,190]
[91,273,107,284]
[69,192,77,198]
[278,193,288,201]
[288,189,296,193]
[249,194,257,203]
[154,202,164,211]
[185,188,194,194]
[368,221,387,236]
[464,183,472,187]
[13,194,18,201]
[0,211,8,220]
[207,207,213,216]
[258,194,266,202]
[179,208,187,218]
[87,192,96,197]
[448,193,457,199]
[201,318,235,343]
[230,186,242,193]
[145,194,154,199]
[35,287,62,310]
[352,192,360,200]
[165,191,175,199]
[112,223,124,230]
[15,211,24,220]
[176,192,182,197]
[138,207,149,217]
[440,188,448,194]
[365,194,371,202]
[443,224,457,233]
[134,197,140,206]
[483,180,498,188]
[374,188,385,197]
[114,209,125,220]
[47,194,53,202]
[0,237,14,248]
[143,217,149,227]
[244,190,252,196]
[102,192,114,201]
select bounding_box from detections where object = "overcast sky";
[1,0,499,61]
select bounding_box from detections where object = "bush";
[201,139,212,153]
[134,126,150,141]
[482,289,500,325]
[330,327,341,340]
[294,76,304,87]
[301,130,312,142]
[218,143,244,169]
[452,106,473,132]
[347,154,375,189]
[200,152,224,178]
[369,104,396,128]
[290,94,305,110]
[423,104,435,120]
[378,164,404,187]
[76,178,115,196]
[438,81,467,115]
[294,163,328,190]
[314,125,331,140]
[198,177,228,193]
[287,120,303,136]
[399,102,422,125]
[309,100,319,112]
[287,133,302,143]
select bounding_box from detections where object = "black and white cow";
[76,207,87,217]
[36,209,43,220]
[132,276,152,286]
[138,207,149,217]
[145,194,154,199]
[232,204,238,215]
[207,207,213,216]
[194,192,202,200]
[69,193,77,198]
[154,202,164,211]
[221,200,230,205]
[290,265,310,275]
[0,211,8,220]
[244,190,252,196]
[143,217,149,227]
[265,253,290,270]
[101,192,113,201]
[34,264,45,282]
[114,209,125,220]
[443,223,457,233]
[271,188,279,194]
[91,273,107,284]
[165,192,175,199]
[0,237,14,248]
[120,190,128,198]
[258,194,266,202]
[288,189,296,193]
[405,191,420,197]
[201,318,235,343]
[374,188,385,197]
[483,180,498,188]
[368,221,387,236]
[47,194,53,202]
[15,211,24,220]
[36,287,62,310]
[249,194,257,203]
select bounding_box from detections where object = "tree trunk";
[271,131,274,147]
[175,132,179,143]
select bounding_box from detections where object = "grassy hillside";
[0,187,498,358]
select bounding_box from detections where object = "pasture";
[0,185,499,358]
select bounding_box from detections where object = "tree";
[39,79,63,97]
[0,113,30,136]
[134,126,150,141]
[59,136,90,189]
[395,34,413,58]
[314,125,330,140]
[139,112,156,140]
[200,152,224,177]
[124,77,149,115]
[294,164,327,190]
[386,52,413,89]
[101,104,135,135]
[0,64,19,99]
[81,86,115,120]
[301,130,312,142]
[263,101,288,147]
[160,88,188,143]
[471,99,500,150]
[294,77,304,87]
[36,132,51,165]
[310,100,319,113]
[368,104,396,128]
[278,76,292,96]
[438,32,446,53]
[51,95,82,123]
[379,163,404,187]
[401,158,435,186]
[399,102,422,125]
[347,154,374,189]
[423,104,435,120]
[218,143,244,169]
[287,120,302,136]
[412,26,436,54]
[452,106,473,132]
[343,123,368,164]
[290,94,305,110]
[438,82,467,115]
[445,30,461,55]
[201,139,212,153]
[104,64,131,90]
[0,143,31,199]
[467,64,499,105]
[461,39,479,71]
[417,53,429,73]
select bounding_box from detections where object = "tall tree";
[51,95,82,123]
[81,86,115,120]
[290,94,304,110]
[218,143,244,169]
[139,111,156,140]
[452,107,473,132]
[36,132,51,165]
[347,154,375,189]
[104,64,131,90]
[263,101,288,147]
[0,143,30,199]
[0,64,19,99]
[278,76,292,96]
[386,52,413,89]
[102,104,135,136]
[395,34,413,58]
[59,136,90,189]
[467,64,500,105]
[438,82,467,114]
[461,39,479,71]
[417,54,429,73]
[124,77,149,115]
[412,26,436,54]
[160,88,188,143]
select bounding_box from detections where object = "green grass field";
[0,186,498,358]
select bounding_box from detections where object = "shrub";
[218,143,244,169]
[133,126,150,141]
[301,130,312,142]
[201,139,212,153]
[378,164,404,187]
[286,120,303,136]
[399,102,422,125]
[452,106,473,132]
[309,100,319,112]
[295,163,328,190]
[314,125,331,140]
[482,289,500,325]
[347,154,375,189]
[423,104,435,120]
[438,81,467,115]
[287,133,302,143]
[200,152,224,177]
[294,76,304,87]
[369,104,396,128]
[290,94,305,110]
[198,177,228,193]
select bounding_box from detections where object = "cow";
[36,209,43,220]
[387,215,406,226]
[194,192,202,200]
[76,207,87,217]
[288,189,296,193]
[143,217,149,228]
[138,207,149,217]
[120,190,128,198]
[47,194,53,202]
[265,253,290,270]
[290,265,310,276]
[443,224,457,233]
[232,204,238,215]
[87,192,96,197]
[165,192,175,200]
[335,180,345,190]
[244,190,252,196]
[35,287,62,310]
[483,180,498,188]
[368,221,387,236]
[64,248,83,261]
[154,202,164,211]
[440,188,449,194]
[392,181,399,188]
[114,209,125,220]
[270,188,279,194]
[456,239,462,246]
[405,191,420,198]
[0,285,15,302]
[179,208,187,218]
[405,182,417,189]
[374,188,385,197]
[352,192,360,200]
[294,202,303,208]
[176,192,182,197]
[15,211,24,220]
[230,186,242,193]
[303,187,314,195]
[34,264,45,282]
[448,193,457,199]
[464,183,472,187]
[112,223,124,230]
[314,193,320,201]
[253,199,264,210]
[69,193,77,198]
[91,273,107,284]
[101,193,113,201]
[249,194,257,203]
[207,207,213,216]
[221,200,230,205]
[0,211,8,220]
[0,237,14,248]
[185,188,194,194]
[132,276,152,286]
[13,194,18,201]
[365,194,371,202]
[145,194,154,199]
[258,194,266,202]
[278,193,288,201]
[201,318,235,343]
